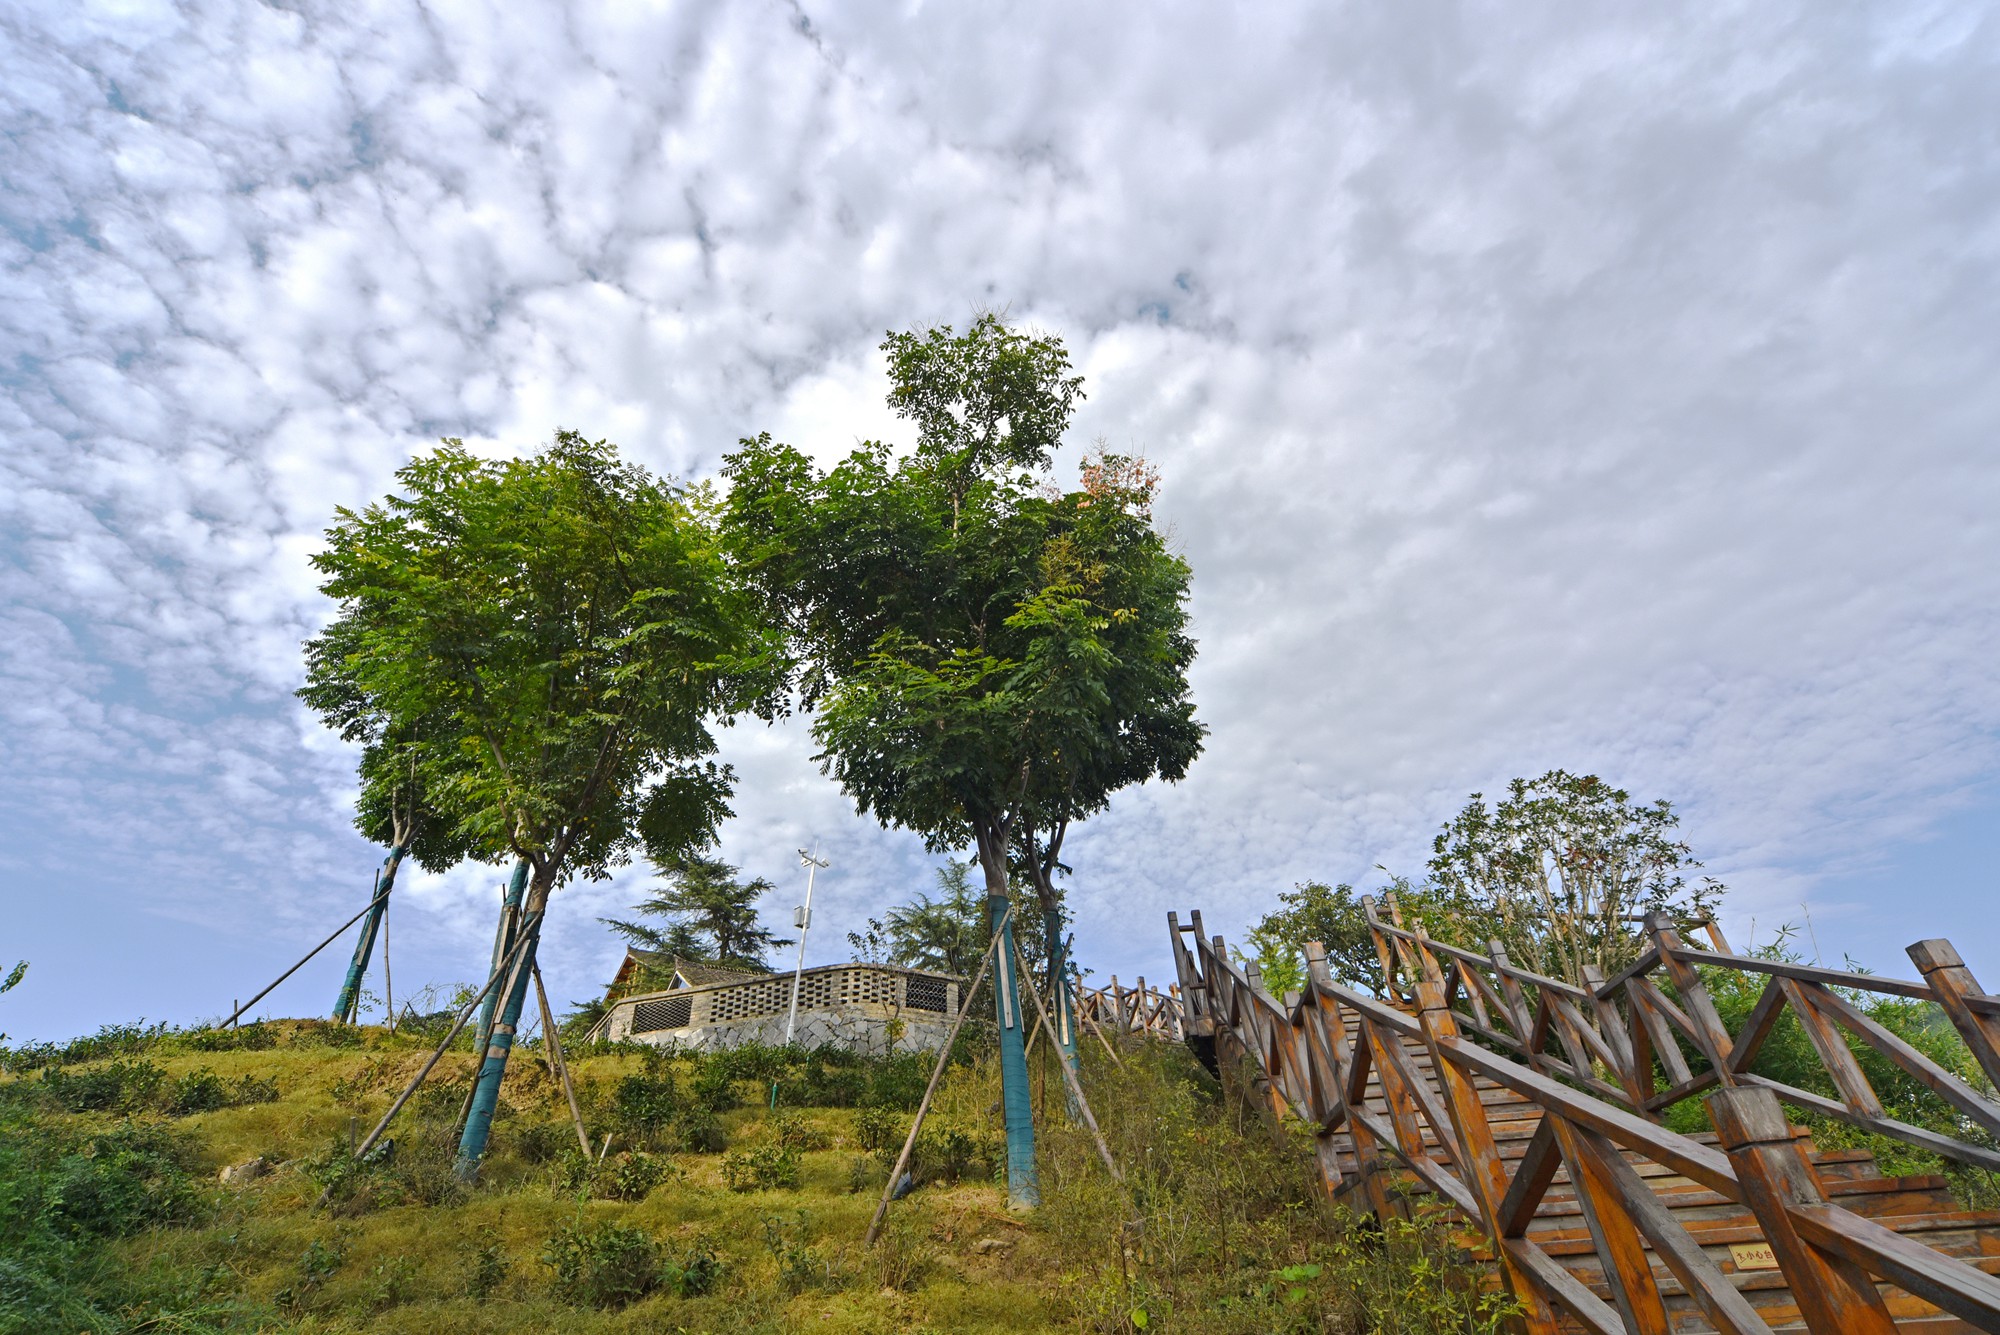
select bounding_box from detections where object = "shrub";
[663,1234,724,1298]
[40,1123,203,1239]
[675,1105,728,1154]
[604,1150,680,1201]
[161,1067,278,1116]
[761,1211,836,1294]
[611,1068,679,1147]
[180,1022,277,1052]
[287,1020,365,1049]
[514,1121,575,1165]
[466,1232,511,1298]
[855,1105,901,1154]
[772,1108,831,1151]
[39,1058,165,1113]
[911,1122,997,1185]
[543,1220,663,1308]
[722,1144,802,1192]
[274,1237,346,1316]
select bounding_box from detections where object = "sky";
[4,2,1998,1042]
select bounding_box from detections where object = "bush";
[514,1121,575,1165]
[274,1237,346,1316]
[466,1232,511,1298]
[722,1144,802,1192]
[761,1211,836,1294]
[543,1220,663,1308]
[772,1108,831,1151]
[0,1021,172,1074]
[287,1020,365,1049]
[855,1105,901,1154]
[39,1058,165,1113]
[911,1121,998,1185]
[161,1067,279,1116]
[663,1234,724,1298]
[676,1105,728,1154]
[611,1067,680,1147]
[39,1122,203,1240]
[604,1150,680,1201]
[180,1022,277,1052]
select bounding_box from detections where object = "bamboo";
[223,881,394,1028]
[865,909,1009,1248]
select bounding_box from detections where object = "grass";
[0,1019,1504,1334]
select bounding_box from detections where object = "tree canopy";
[721,315,1204,913]
[299,432,774,901]
[1427,769,1723,984]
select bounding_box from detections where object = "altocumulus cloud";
[2,1,1997,1038]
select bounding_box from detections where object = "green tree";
[299,431,773,1177]
[1427,769,1723,987]
[603,856,790,974]
[847,861,988,976]
[1252,877,1466,996]
[722,315,1204,1205]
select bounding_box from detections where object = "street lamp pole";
[783,848,829,1046]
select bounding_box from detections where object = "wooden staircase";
[1323,1017,2000,1332]
[1167,907,2000,1335]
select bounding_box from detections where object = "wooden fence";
[1166,903,2000,1334]
[1075,974,1185,1042]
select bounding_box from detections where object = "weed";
[762,1211,837,1294]
[466,1232,512,1298]
[274,1236,346,1316]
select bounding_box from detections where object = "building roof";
[609,947,769,997]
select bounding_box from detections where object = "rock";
[218,1156,268,1186]
[971,1237,1012,1255]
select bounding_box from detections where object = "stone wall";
[617,1002,962,1056]
[596,962,967,1055]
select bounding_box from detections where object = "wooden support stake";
[1012,939,1124,1186]
[866,909,1008,1248]
[532,962,592,1160]
[335,916,539,1191]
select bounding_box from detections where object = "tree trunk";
[472,860,531,1056]
[975,821,1039,1209]
[454,862,547,1182]
[333,845,404,1024]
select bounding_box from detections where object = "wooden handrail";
[1168,907,2000,1335]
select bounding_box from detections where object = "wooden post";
[1705,1085,1896,1335]
[1908,940,2000,1093]
[1649,913,1737,1078]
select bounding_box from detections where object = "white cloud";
[3,0,1998,1036]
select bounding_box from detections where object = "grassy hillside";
[1,1019,1508,1334]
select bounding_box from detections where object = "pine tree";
[602,856,790,974]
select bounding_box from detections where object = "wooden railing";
[1167,904,2000,1334]
[1075,974,1185,1042]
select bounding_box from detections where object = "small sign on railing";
[1727,1242,1780,1271]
